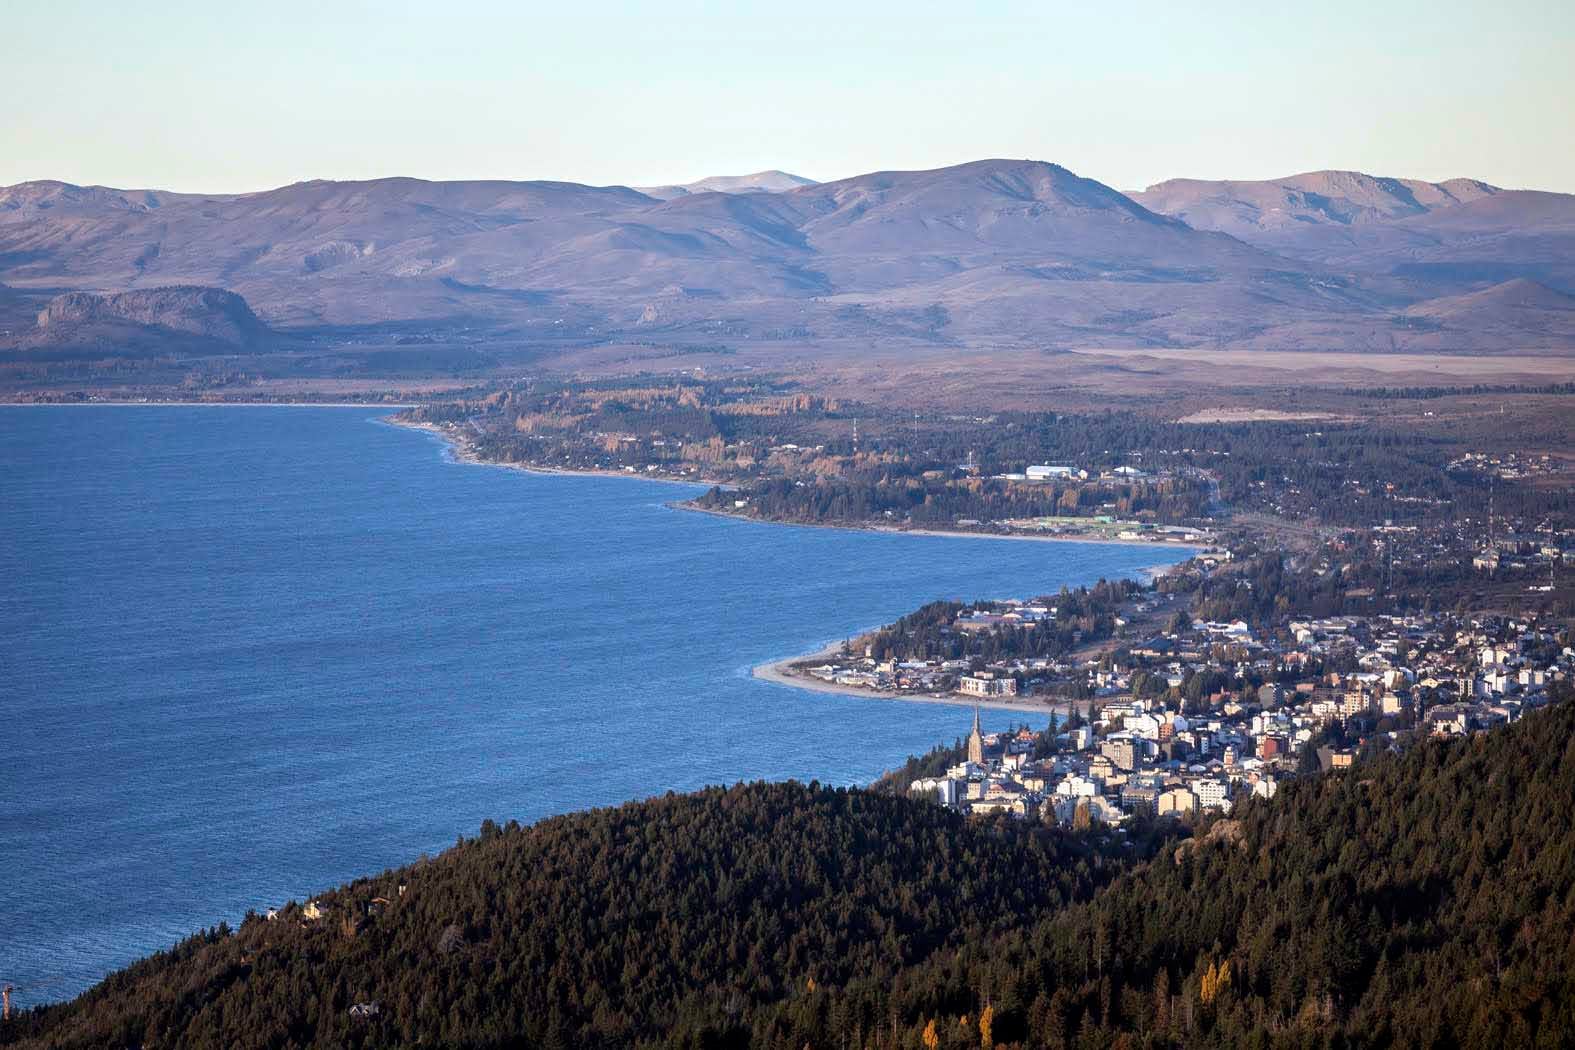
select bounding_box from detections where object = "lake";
[0,405,1185,1006]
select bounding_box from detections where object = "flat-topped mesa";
[33,285,271,350]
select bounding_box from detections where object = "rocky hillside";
[23,285,271,355]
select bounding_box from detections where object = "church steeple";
[967,703,984,765]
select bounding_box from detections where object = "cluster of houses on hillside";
[1470,534,1575,576]
[807,591,1566,711]
[1447,450,1567,483]
[906,612,1571,826]
[910,710,1279,825]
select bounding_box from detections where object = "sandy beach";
[750,639,1083,719]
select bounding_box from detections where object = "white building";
[959,674,1018,698]
[1055,774,1102,798]
[1193,778,1232,810]
[910,777,960,807]
[1126,713,1162,740]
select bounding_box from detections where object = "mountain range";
[1,159,1571,360]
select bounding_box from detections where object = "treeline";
[698,476,1207,526]
[1337,381,1575,400]
[1183,543,1574,625]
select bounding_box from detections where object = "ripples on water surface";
[0,406,1187,1005]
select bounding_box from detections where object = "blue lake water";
[0,406,1184,1006]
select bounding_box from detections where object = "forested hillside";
[770,682,1575,1050]
[0,784,1110,1050]
[7,687,1575,1049]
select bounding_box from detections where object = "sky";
[3,0,1572,194]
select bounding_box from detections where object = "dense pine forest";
[6,686,1575,1049]
[692,473,1208,528]
[0,785,1114,1050]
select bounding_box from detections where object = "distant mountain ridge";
[1129,171,1575,306]
[0,179,175,215]
[1131,170,1501,234]
[0,158,1570,357]
[636,169,818,200]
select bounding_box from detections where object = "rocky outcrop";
[32,285,270,351]
[1174,818,1246,864]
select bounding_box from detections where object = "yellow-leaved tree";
[1200,958,1232,1005]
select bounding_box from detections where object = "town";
[894,604,1570,826]
[386,379,1575,832]
[398,379,1575,837]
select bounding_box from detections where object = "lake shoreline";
[394,418,727,488]
[9,403,1187,1009]
[398,414,1195,714]
[397,416,1205,559]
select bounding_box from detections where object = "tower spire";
[967,703,984,765]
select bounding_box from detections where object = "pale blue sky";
[3,0,1572,193]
